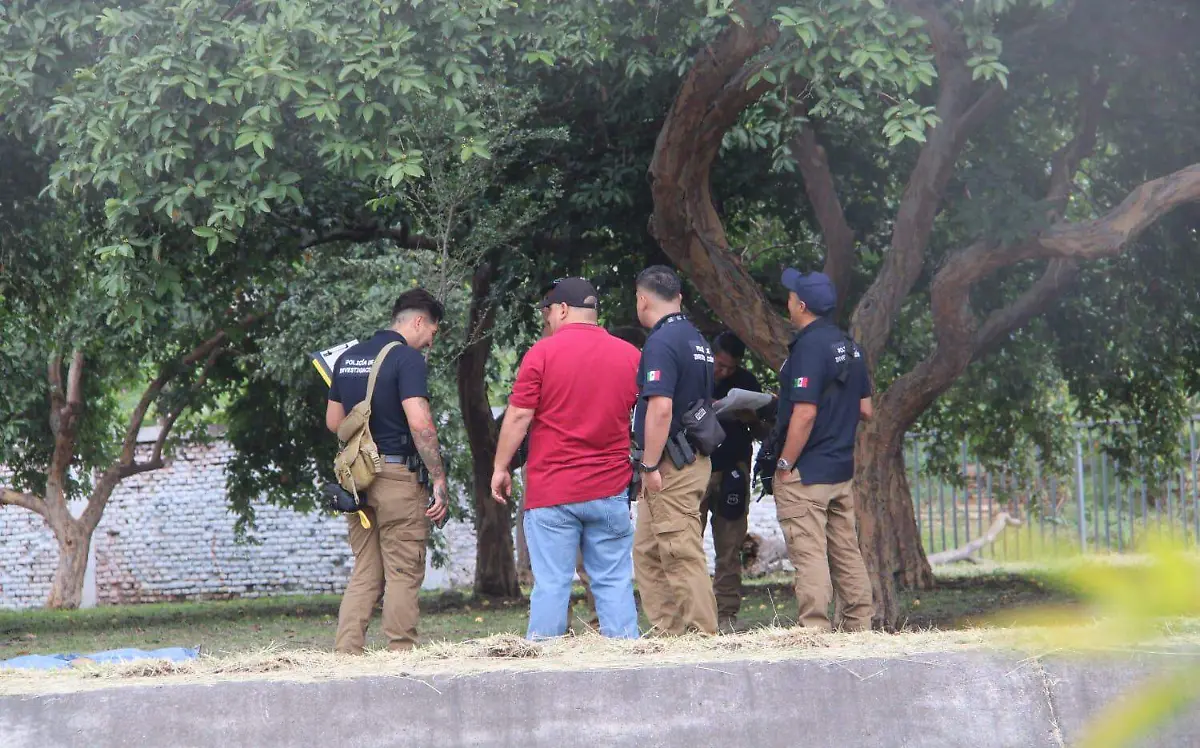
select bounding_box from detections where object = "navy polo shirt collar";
[788,317,835,350]
[373,329,409,347]
[649,312,688,335]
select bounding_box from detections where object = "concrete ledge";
[0,652,1195,747]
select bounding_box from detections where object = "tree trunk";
[457,260,520,598]
[853,414,935,630]
[46,518,92,609]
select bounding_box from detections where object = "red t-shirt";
[509,324,640,509]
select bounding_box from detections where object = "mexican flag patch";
[647,370,662,382]
[794,377,809,388]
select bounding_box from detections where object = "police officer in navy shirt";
[325,288,450,653]
[631,265,719,636]
[771,269,874,632]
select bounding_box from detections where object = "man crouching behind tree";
[325,289,450,653]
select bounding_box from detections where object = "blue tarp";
[1,647,198,670]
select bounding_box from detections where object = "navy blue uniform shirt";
[711,367,762,472]
[775,318,872,484]
[634,314,715,445]
[328,330,430,456]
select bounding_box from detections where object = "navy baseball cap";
[781,268,836,315]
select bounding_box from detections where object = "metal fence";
[907,418,1200,560]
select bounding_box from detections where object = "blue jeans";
[523,493,640,640]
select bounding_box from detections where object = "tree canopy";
[3,0,1200,615]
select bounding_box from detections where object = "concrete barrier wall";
[1,651,1194,747]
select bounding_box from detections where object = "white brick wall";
[1,439,786,609]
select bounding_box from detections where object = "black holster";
[402,453,431,491]
[403,452,448,529]
[753,425,784,498]
[628,446,644,503]
[664,430,696,470]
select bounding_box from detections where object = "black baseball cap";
[539,277,598,309]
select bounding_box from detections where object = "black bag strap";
[363,341,402,413]
[820,333,857,400]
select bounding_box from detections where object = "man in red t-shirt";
[491,277,641,639]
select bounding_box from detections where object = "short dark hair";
[392,288,444,324]
[635,265,681,301]
[714,331,745,360]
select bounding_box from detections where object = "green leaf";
[192,226,216,238]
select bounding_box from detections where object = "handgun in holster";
[628,445,644,503]
[404,452,448,529]
[753,423,784,499]
[664,430,696,470]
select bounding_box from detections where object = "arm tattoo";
[411,400,446,482]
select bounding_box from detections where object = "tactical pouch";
[331,341,402,521]
[680,398,726,456]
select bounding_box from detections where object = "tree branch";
[648,14,793,368]
[1029,163,1200,262]
[86,315,258,530]
[851,0,1076,367]
[791,119,856,311]
[45,350,84,516]
[117,341,225,487]
[696,57,781,163]
[1,487,47,518]
[65,350,84,408]
[971,259,1080,361]
[954,84,1007,148]
[47,354,64,425]
[1047,76,1109,209]
[849,2,980,367]
[117,328,229,466]
[928,512,1021,565]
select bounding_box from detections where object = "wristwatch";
[776,458,792,472]
[637,462,659,473]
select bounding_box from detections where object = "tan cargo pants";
[699,465,750,622]
[335,463,430,653]
[774,478,873,632]
[633,457,718,636]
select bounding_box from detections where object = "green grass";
[0,568,1078,658]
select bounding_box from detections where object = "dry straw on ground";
[0,626,1027,697]
[4,621,1197,698]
